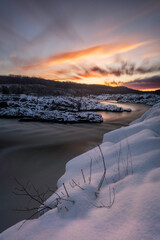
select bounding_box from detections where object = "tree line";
[0,74,142,96]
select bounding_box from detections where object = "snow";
[97,93,160,106]
[1,103,160,240]
[131,103,160,124]
[0,94,131,123]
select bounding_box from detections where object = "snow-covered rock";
[0,94,131,123]
[1,103,160,240]
[97,93,160,106]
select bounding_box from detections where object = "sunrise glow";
[0,0,160,91]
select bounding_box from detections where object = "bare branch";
[126,139,133,174]
[69,181,75,188]
[12,192,28,196]
[72,179,84,190]
[81,169,86,183]
[63,183,69,197]
[97,145,107,191]
[89,158,92,184]
[54,192,61,199]
[60,198,75,204]
[117,143,122,180]
[14,178,44,205]
[13,178,52,211]
[32,184,44,203]
[13,207,39,212]
[93,188,115,208]
[18,206,51,230]
[65,206,69,212]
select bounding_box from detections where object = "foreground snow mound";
[1,103,160,240]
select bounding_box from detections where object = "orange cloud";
[22,45,102,70]
[54,77,81,81]
[21,40,149,70]
[104,80,122,87]
[50,60,160,82]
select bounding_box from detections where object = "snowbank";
[1,103,160,240]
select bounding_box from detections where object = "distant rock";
[96,93,160,106]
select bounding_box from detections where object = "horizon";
[0,0,160,91]
[1,74,160,93]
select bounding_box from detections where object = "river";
[0,101,150,232]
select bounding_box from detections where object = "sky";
[0,0,160,91]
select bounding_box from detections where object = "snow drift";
[1,103,160,240]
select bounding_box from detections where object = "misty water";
[0,101,150,232]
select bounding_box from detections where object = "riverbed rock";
[0,94,132,123]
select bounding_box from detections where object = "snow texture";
[1,103,160,240]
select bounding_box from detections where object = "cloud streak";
[106,61,160,76]
[20,41,149,70]
[49,61,160,81]
[123,75,160,90]
[85,61,160,78]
